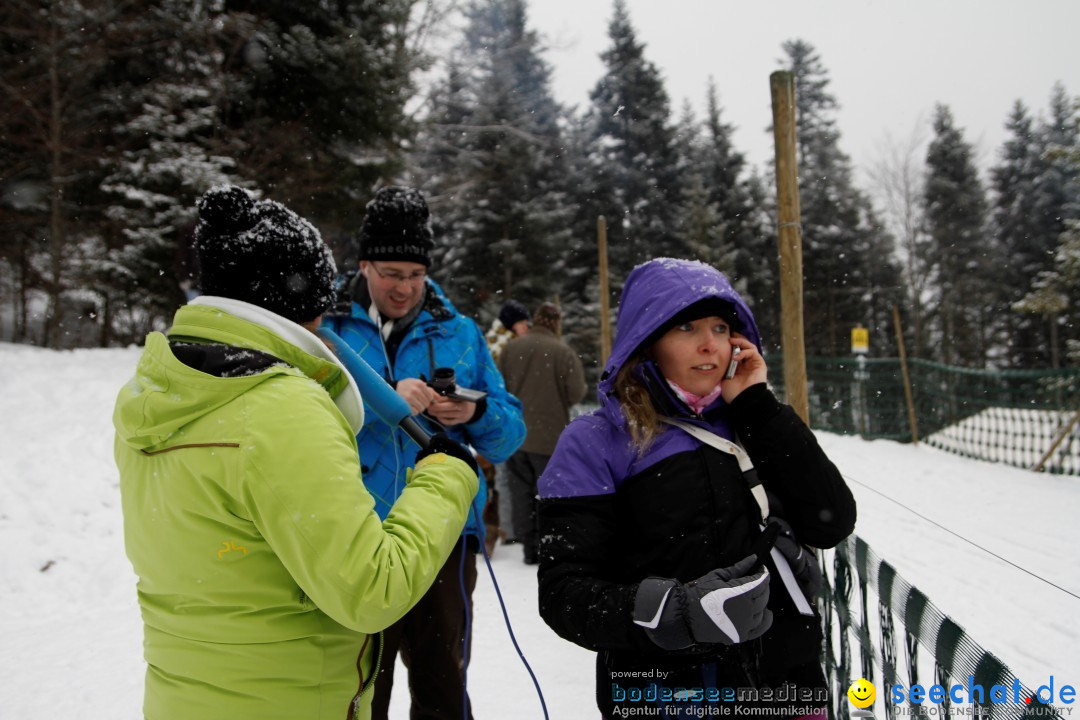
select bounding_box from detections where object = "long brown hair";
[612,355,665,454]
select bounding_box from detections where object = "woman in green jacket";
[113,186,479,720]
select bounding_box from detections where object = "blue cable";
[459,505,550,720]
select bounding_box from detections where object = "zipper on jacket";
[348,631,383,720]
[140,442,240,456]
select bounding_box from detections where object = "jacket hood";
[597,258,761,404]
[114,299,363,452]
[113,332,290,452]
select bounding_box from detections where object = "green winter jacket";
[114,301,478,720]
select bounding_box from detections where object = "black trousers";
[504,450,551,563]
[370,539,478,720]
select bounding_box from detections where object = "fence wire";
[768,357,1080,476]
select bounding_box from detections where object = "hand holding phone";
[725,346,742,379]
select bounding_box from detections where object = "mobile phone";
[725,346,742,379]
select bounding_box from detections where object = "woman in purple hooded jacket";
[537,258,856,719]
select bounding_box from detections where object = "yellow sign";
[851,326,869,355]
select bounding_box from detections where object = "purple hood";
[598,258,761,410]
[540,259,761,499]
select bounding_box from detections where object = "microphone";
[317,326,431,449]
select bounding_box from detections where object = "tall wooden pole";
[892,304,919,445]
[597,216,612,367]
[770,71,809,425]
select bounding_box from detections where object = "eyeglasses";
[370,264,427,285]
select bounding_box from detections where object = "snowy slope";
[0,343,1076,718]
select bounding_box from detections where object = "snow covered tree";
[212,0,421,234]
[96,0,240,345]
[0,0,118,346]
[1007,86,1080,367]
[924,104,1000,367]
[778,40,901,357]
[992,100,1053,366]
[672,103,734,276]
[1026,85,1078,365]
[1014,220,1080,368]
[698,80,775,349]
[417,0,573,319]
[554,114,610,389]
[584,0,683,284]
[2,0,426,347]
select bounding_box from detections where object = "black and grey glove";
[769,517,822,601]
[414,432,479,477]
[632,555,772,651]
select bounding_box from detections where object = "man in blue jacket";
[327,186,525,719]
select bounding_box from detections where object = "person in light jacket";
[114,185,479,720]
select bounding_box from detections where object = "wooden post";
[597,216,612,367]
[1033,409,1080,473]
[770,71,809,425]
[892,304,919,445]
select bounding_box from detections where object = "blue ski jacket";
[327,278,525,542]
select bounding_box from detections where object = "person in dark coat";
[537,258,856,719]
[498,301,587,563]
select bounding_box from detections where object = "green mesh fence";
[822,535,1064,720]
[767,357,1080,476]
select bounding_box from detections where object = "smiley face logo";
[847,678,876,709]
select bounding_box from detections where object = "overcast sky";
[525,0,1080,181]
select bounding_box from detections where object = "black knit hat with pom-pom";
[358,186,434,267]
[193,185,336,323]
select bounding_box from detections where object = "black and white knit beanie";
[194,185,337,323]
[358,186,435,268]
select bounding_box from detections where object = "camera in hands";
[427,368,487,403]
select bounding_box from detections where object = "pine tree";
[672,103,731,275]
[699,80,775,349]
[585,0,683,284]
[1009,86,1080,367]
[557,114,609,389]
[1029,85,1079,364]
[2,0,424,347]
[417,0,573,319]
[778,40,901,357]
[1014,220,1080,368]
[924,104,1000,367]
[675,171,736,279]
[94,0,242,345]
[0,0,118,346]
[992,100,1051,366]
[213,0,421,235]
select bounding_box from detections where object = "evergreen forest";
[2,0,1078,379]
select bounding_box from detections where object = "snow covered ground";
[1,342,1077,719]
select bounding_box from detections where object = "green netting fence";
[767,357,1080,476]
[822,535,1064,720]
